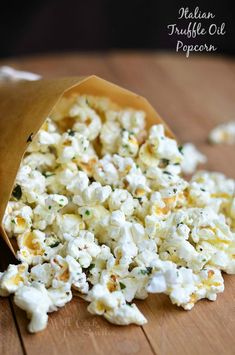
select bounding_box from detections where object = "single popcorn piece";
[15,165,46,204]
[69,103,102,140]
[117,109,146,135]
[26,119,61,154]
[180,143,207,175]
[3,202,33,237]
[108,189,136,216]
[118,130,139,158]
[14,283,52,333]
[23,152,56,170]
[54,213,85,238]
[87,284,147,325]
[104,303,147,325]
[65,231,101,268]
[30,263,54,287]
[17,229,47,265]
[138,124,183,169]
[33,194,68,230]
[1,93,235,334]
[73,182,111,207]
[0,263,29,296]
[100,121,121,154]
[57,132,89,163]
[209,121,235,144]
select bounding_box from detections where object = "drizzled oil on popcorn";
[1,94,234,333]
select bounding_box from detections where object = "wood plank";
[0,298,24,355]
[137,275,235,355]
[12,297,154,355]
[1,53,235,354]
[0,238,24,355]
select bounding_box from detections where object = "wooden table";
[1,52,235,355]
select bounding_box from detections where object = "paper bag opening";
[0,75,174,255]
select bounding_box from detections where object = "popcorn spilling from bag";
[1,94,235,333]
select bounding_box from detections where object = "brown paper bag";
[0,75,174,256]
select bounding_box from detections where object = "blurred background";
[1,0,234,58]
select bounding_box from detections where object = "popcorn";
[26,120,61,154]
[0,263,28,296]
[118,130,139,158]
[108,189,136,216]
[50,255,84,289]
[78,205,110,235]
[30,263,54,287]
[54,213,85,238]
[147,262,224,310]
[17,230,46,265]
[66,231,101,268]
[23,152,56,170]
[66,170,89,194]
[57,132,89,164]
[69,104,102,140]
[47,286,72,308]
[117,109,146,135]
[209,121,235,144]
[33,194,68,230]
[93,155,119,186]
[2,94,235,333]
[3,203,33,237]
[87,284,146,325]
[104,303,147,325]
[100,121,121,154]
[181,143,207,175]
[38,130,61,147]
[14,283,52,333]
[139,125,183,168]
[15,166,46,204]
[73,182,111,206]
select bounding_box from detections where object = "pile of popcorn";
[1,94,235,333]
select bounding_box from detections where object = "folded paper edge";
[0,75,174,257]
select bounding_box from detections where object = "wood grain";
[0,52,235,355]
[0,238,24,355]
[12,297,153,355]
[0,298,24,355]
[138,275,235,355]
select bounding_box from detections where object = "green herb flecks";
[160,158,170,168]
[12,185,22,200]
[42,172,55,178]
[163,171,172,176]
[88,263,95,271]
[119,282,126,290]
[176,222,183,228]
[140,267,152,275]
[50,241,60,248]
[68,129,75,136]
[178,145,184,154]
